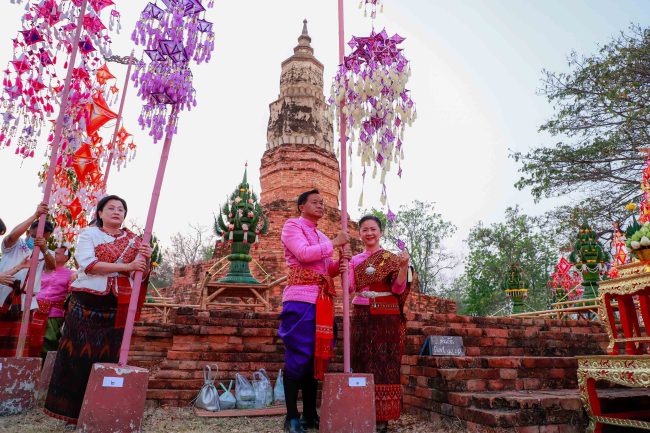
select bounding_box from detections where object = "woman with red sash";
[44,195,151,425]
[347,215,410,433]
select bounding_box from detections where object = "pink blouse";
[281,217,339,304]
[36,266,74,318]
[349,249,406,305]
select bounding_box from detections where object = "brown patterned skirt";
[44,292,122,424]
[351,304,405,422]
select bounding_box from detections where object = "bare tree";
[370,201,460,295]
[168,223,216,268]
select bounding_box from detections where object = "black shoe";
[285,418,306,433]
[376,421,388,433]
[300,414,320,429]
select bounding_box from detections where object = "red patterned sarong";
[0,280,51,357]
[352,250,410,421]
[287,266,335,380]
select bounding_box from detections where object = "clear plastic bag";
[218,380,237,410]
[273,369,285,404]
[252,370,273,408]
[259,369,274,406]
[235,373,256,409]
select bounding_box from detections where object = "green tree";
[512,25,650,235]
[461,207,558,316]
[368,201,458,295]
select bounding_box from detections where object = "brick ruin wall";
[130,308,606,407]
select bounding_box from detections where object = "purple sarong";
[279,301,316,381]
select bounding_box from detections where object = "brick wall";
[260,144,341,210]
[131,307,606,409]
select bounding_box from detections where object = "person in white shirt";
[0,203,55,311]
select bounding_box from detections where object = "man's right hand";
[34,202,49,218]
[331,230,350,248]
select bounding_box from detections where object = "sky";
[1,0,650,266]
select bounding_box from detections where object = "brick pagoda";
[255,20,361,307]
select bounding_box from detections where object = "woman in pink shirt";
[346,215,410,433]
[36,247,75,355]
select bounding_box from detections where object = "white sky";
[2,0,650,263]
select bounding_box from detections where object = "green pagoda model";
[214,166,269,284]
[569,221,610,299]
[502,263,528,314]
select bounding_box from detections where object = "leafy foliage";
[368,201,459,295]
[512,25,650,235]
[461,207,558,316]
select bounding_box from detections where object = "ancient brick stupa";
[166,20,356,308]
[255,20,359,306]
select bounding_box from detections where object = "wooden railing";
[510,297,600,320]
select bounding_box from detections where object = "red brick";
[488,358,521,368]
[499,368,518,380]
[485,328,509,338]
[466,379,486,392]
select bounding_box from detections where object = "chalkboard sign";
[419,336,465,356]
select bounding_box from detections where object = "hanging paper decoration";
[130,0,215,142]
[85,91,117,135]
[359,0,383,18]
[609,222,627,280]
[547,256,583,302]
[639,156,650,223]
[3,0,130,246]
[331,29,417,207]
[1,0,121,157]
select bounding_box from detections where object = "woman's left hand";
[139,244,153,259]
[398,251,410,267]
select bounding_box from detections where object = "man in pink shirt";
[279,189,350,433]
[36,247,75,355]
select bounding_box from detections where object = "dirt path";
[0,407,467,432]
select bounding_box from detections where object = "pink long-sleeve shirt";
[281,217,339,304]
[349,249,407,305]
[36,266,74,318]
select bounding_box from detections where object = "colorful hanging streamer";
[130,0,215,141]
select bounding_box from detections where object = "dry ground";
[0,406,468,433]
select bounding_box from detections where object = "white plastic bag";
[193,365,220,412]
[218,380,237,410]
[252,370,273,408]
[235,373,256,409]
[273,369,285,404]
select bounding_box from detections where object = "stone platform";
[129,307,610,432]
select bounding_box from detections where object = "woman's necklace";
[365,250,388,275]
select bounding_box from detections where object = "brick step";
[448,389,583,411]
[402,357,578,393]
[406,312,599,330]
[403,355,577,369]
[408,325,607,340]
[444,388,650,430]
[405,331,607,357]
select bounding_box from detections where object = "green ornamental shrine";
[214,167,269,284]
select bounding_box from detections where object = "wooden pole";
[337,0,351,373]
[15,0,88,357]
[103,51,135,191]
[118,106,178,365]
